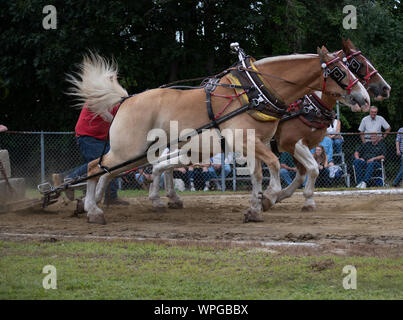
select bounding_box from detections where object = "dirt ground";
[1,192,402,254]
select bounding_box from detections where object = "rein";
[227,66,343,99]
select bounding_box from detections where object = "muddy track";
[1,193,402,250]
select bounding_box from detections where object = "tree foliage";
[0,0,402,131]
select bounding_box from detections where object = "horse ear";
[342,38,349,53]
[317,46,328,60]
[347,39,356,50]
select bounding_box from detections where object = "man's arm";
[358,119,366,143]
[367,154,385,162]
[397,141,401,156]
[383,126,391,139]
[360,132,366,144]
[281,163,296,171]
[354,151,364,161]
[368,143,386,162]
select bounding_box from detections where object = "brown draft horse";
[262,39,391,212]
[66,46,369,224]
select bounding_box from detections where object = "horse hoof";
[301,205,315,212]
[87,213,106,225]
[72,199,85,216]
[261,198,272,212]
[244,210,264,223]
[152,206,166,213]
[168,202,183,209]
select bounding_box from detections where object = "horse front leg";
[259,145,282,211]
[262,158,306,210]
[293,139,319,211]
[149,153,187,211]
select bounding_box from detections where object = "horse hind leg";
[271,158,306,206]
[95,173,113,204]
[165,168,183,209]
[85,152,130,224]
[259,145,282,211]
[84,159,106,224]
[149,164,167,212]
[244,160,264,223]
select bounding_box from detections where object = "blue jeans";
[332,138,343,154]
[65,136,119,200]
[208,165,231,181]
[280,168,296,186]
[393,157,403,186]
[353,159,381,185]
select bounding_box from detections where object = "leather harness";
[281,93,335,129]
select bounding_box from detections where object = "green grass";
[1,241,402,300]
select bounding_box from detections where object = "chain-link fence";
[0,131,402,191]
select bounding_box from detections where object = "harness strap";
[280,94,335,128]
[204,84,227,152]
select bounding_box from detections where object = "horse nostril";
[383,86,388,92]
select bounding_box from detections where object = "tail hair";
[66,51,128,115]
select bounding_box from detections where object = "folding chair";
[332,150,350,187]
[352,159,386,187]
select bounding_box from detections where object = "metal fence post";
[233,156,237,191]
[40,131,45,183]
[221,152,226,192]
[336,101,340,120]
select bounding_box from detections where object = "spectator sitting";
[134,167,164,190]
[353,133,386,188]
[311,136,334,166]
[187,163,210,192]
[173,167,189,189]
[358,106,391,143]
[313,146,331,187]
[279,152,297,186]
[327,118,343,156]
[392,126,403,187]
[208,153,233,191]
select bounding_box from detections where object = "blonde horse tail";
[66,51,128,114]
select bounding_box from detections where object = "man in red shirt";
[53,104,129,205]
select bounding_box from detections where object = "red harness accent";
[322,56,358,94]
[210,90,247,120]
[345,50,378,85]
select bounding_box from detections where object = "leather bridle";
[320,55,359,95]
[343,50,379,85]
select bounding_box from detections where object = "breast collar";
[282,93,336,129]
[227,56,287,119]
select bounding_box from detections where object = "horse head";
[317,46,370,112]
[342,39,391,101]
